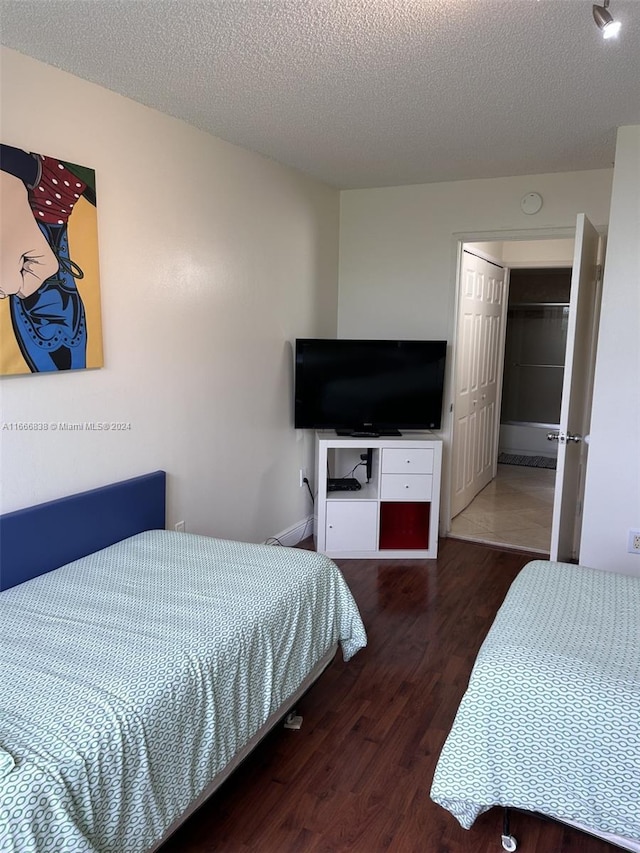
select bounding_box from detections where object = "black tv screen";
[294,339,447,435]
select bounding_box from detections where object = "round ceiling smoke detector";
[520,192,543,215]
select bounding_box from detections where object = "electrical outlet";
[628,529,640,554]
[175,520,185,533]
[299,468,308,488]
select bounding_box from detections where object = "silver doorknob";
[547,432,560,441]
[566,432,582,443]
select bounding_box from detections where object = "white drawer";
[380,473,433,501]
[381,448,434,475]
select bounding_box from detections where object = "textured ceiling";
[1,0,639,189]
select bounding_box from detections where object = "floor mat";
[498,453,557,470]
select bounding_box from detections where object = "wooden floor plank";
[159,537,619,852]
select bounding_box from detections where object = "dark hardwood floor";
[159,537,617,853]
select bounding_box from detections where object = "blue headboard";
[0,471,166,591]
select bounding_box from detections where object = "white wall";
[0,48,339,543]
[502,238,574,267]
[338,169,613,531]
[466,238,575,266]
[581,126,640,576]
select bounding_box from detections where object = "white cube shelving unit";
[314,431,442,559]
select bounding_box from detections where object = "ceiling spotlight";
[593,0,622,38]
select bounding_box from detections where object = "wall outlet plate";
[627,529,640,554]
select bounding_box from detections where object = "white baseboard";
[266,515,314,547]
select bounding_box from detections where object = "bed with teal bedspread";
[0,530,367,853]
[430,559,640,849]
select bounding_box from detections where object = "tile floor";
[449,462,556,554]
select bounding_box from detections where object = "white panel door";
[549,214,602,562]
[451,252,507,518]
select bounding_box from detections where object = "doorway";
[449,238,574,554]
[449,464,556,551]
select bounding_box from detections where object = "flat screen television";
[294,338,447,435]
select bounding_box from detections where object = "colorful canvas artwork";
[0,143,104,375]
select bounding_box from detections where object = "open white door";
[549,214,602,562]
[451,251,507,518]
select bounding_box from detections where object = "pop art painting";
[0,143,104,375]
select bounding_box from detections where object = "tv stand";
[314,431,442,559]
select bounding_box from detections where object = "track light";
[593,0,621,39]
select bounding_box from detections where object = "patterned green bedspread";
[0,531,367,853]
[430,560,640,843]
